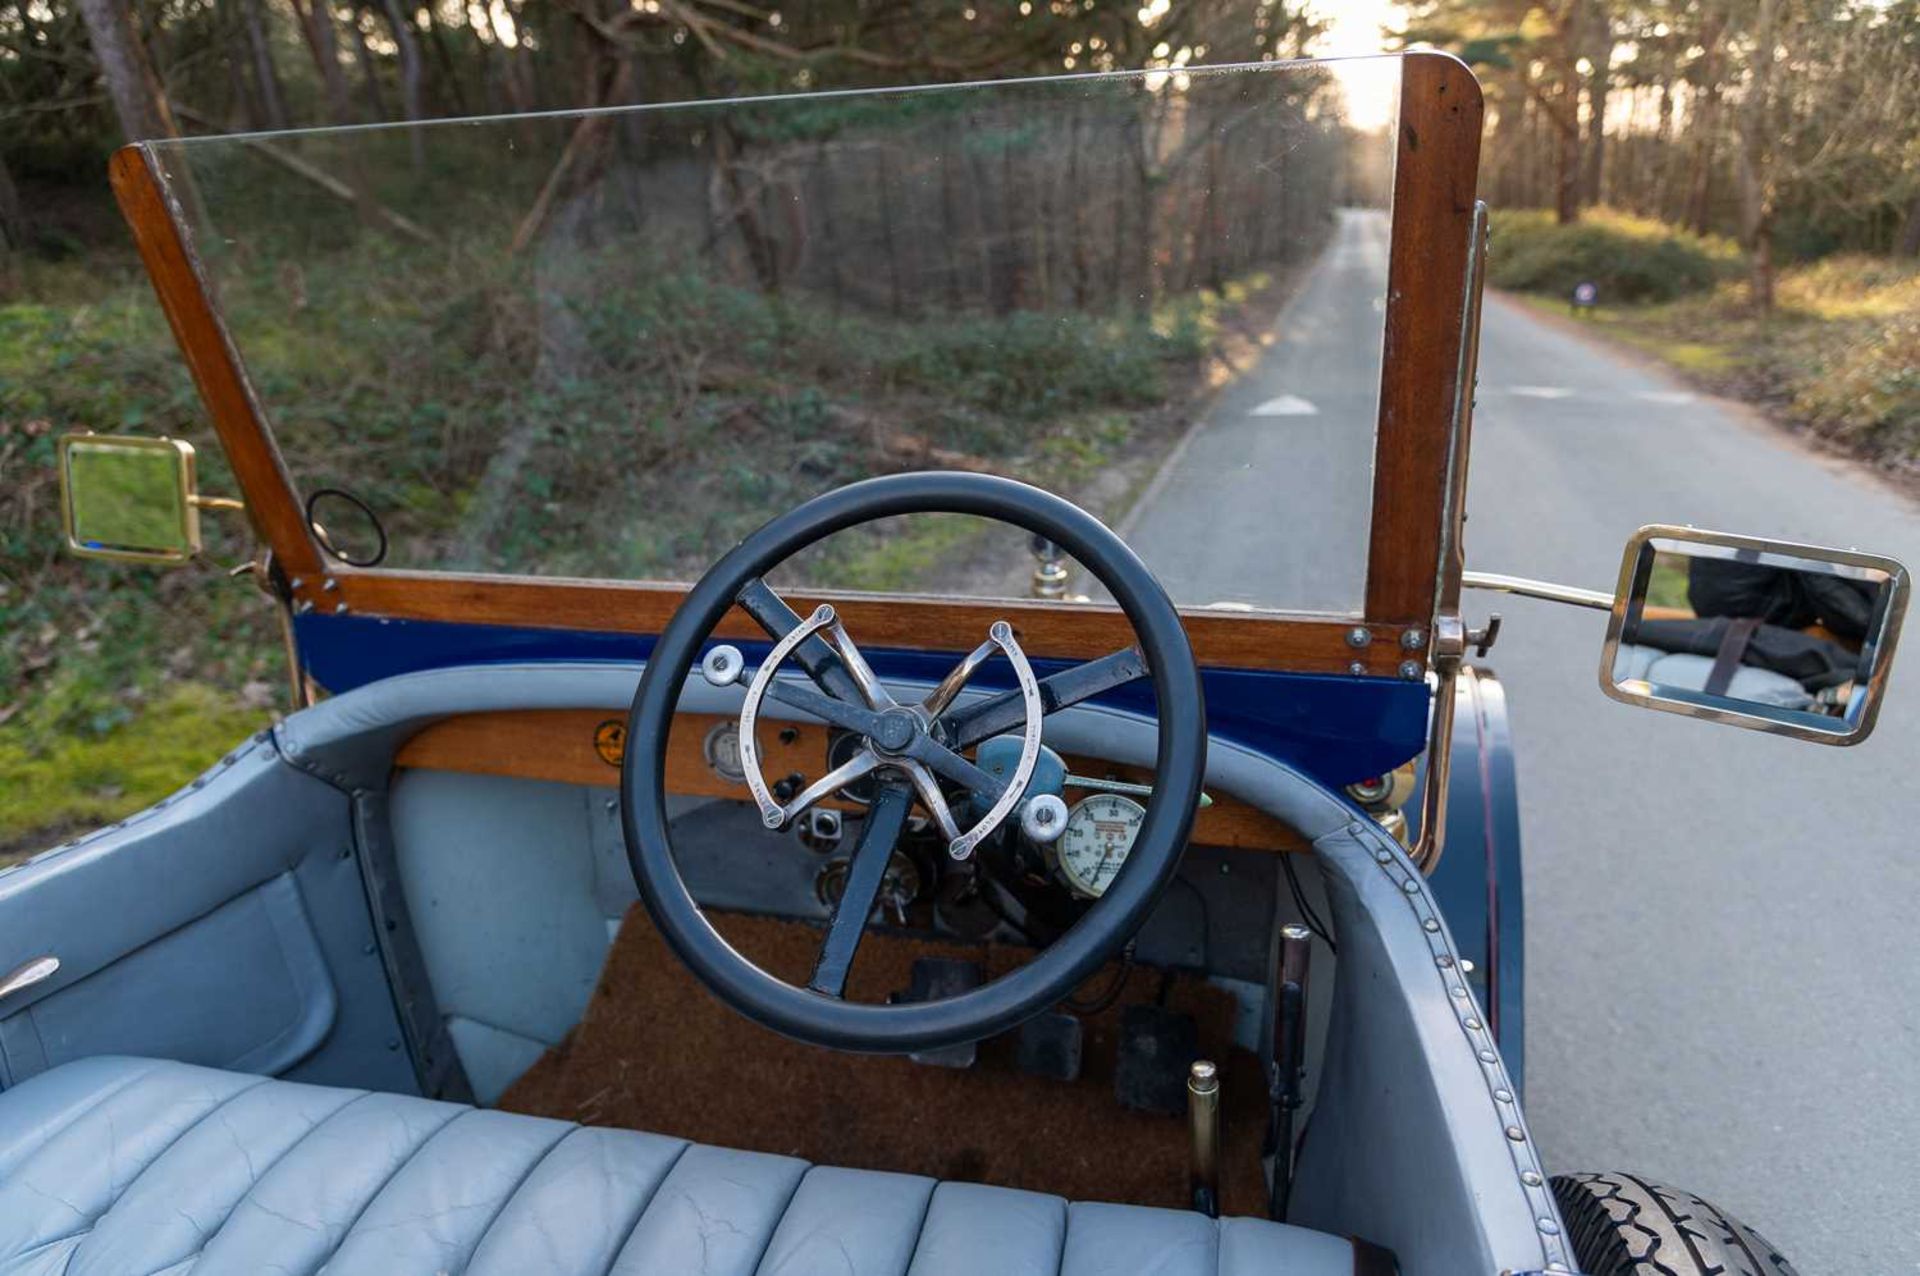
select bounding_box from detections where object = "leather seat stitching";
[127,1085,374,1276]
[451,1120,580,1274]
[304,1100,468,1264]
[894,1178,938,1276]
[0,1058,165,1177]
[52,1074,271,1263]
[592,1138,695,1276]
[746,1161,818,1276]
[1050,1196,1072,1276]
[3,1232,82,1268]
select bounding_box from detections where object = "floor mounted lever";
[1266,924,1312,1220]
[1188,1059,1220,1218]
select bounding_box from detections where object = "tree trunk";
[346,8,390,121]
[1581,14,1613,206]
[290,0,358,127]
[1897,191,1920,258]
[1551,0,1584,223]
[238,0,289,129]
[0,149,24,253]
[377,0,427,166]
[1685,4,1730,236]
[75,0,181,143]
[1653,71,1676,219]
[420,9,469,114]
[1737,0,1778,311]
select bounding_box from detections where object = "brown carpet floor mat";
[499,906,1271,1214]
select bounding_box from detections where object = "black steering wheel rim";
[621,471,1206,1053]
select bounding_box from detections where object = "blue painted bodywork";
[1421,667,1526,1092]
[295,612,1431,790]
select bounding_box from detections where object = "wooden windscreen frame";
[107,53,1483,679]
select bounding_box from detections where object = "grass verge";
[1502,237,1920,480]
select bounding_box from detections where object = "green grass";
[0,681,270,857]
[1646,556,1692,611]
[1498,221,1920,472]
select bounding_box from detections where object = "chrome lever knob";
[701,645,746,688]
[0,956,59,1003]
[1021,794,1069,844]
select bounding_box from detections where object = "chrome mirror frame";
[1598,524,1909,746]
[57,432,202,564]
[57,432,248,565]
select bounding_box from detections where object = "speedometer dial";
[1055,794,1145,898]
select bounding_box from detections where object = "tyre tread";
[1548,1171,1798,1276]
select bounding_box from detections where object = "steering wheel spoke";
[735,577,867,706]
[764,679,882,737]
[940,646,1149,751]
[809,780,914,998]
[823,617,893,709]
[900,760,964,844]
[901,734,1005,803]
[922,638,1000,719]
[772,748,881,829]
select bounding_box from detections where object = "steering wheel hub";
[870,709,919,754]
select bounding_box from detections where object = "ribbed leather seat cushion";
[0,1056,1355,1275]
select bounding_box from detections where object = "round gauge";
[703,721,745,783]
[1055,794,1146,899]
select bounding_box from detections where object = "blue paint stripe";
[294,613,1429,789]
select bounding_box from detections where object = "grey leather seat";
[0,1056,1356,1275]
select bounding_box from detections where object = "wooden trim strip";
[1366,53,1485,626]
[392,708,1310,853]
[334,566,1416,675]
[108,146,329,595]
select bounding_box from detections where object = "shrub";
[1487,207,1741,304]
[1791,311,1920,459]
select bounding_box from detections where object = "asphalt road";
[1125,209,1920,1274]
[1119,207,1386,614]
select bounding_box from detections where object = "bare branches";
[171,101,437,245]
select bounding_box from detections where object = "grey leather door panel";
[0,734,415,1095]
[0,873,336,1079]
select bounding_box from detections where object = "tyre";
[1550,1172,1799,1276]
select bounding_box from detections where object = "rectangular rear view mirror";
[1601,525,1909,745]
[57,434,202,564]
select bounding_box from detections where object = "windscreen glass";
[147,57,1396,614]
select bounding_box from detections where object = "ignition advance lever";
[1266,923,1313,1220]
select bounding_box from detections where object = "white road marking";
[1250,394,1319,416]
[1508,385,1575,399]
[1634,390,1696,404]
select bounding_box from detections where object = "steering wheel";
[622,471,1206,1053]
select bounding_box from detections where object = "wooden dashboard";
[393,709,1310,853]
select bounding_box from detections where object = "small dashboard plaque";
[593,720,626,768]
[704,721,746,783]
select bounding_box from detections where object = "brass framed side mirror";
[56,433,241,564]
[1600,525,1909,745]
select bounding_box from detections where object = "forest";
[3,0,1919,854]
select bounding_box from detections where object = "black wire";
[1064,944,1134,1014]
[1280,851,1338,955]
